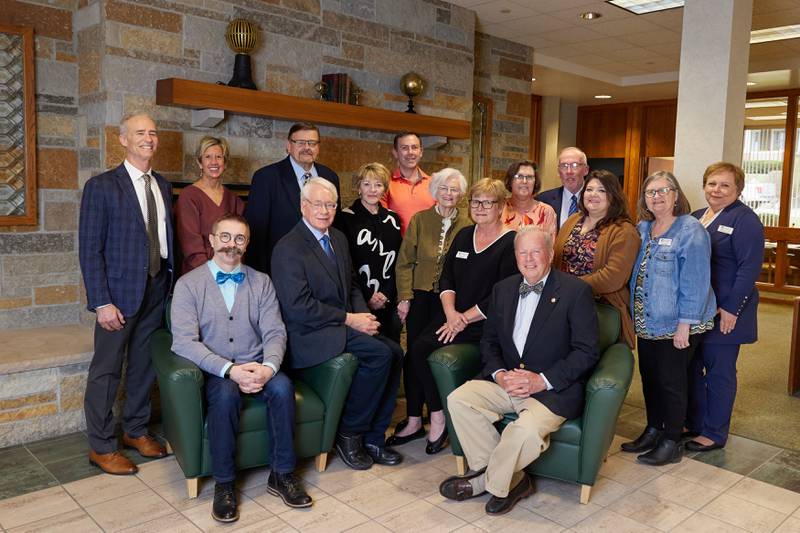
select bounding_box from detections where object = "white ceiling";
[448,0,800,104]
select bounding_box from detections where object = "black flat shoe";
[637,438,683,466]
[335,433,373,470]
[685,440,724,452]
[621,427,662,453]
[425,427,449,455]
[212,482,238,523]
[485,474,535,515]
[267,471,312,508]
[364,443,403,466]
[681,430,700,441]
[385,419,426,447]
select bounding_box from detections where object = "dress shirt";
[289,156,318,190]
[559,189,581,229]
[124,159,168,258]
[302,219,334,255]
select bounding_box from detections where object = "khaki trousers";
[448,380,565,497]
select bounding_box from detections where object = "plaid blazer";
[79,163,174,316]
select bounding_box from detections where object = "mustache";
[216,246,244,255]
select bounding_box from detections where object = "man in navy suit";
[440,227,598,515]
[245,122,340,274]
[271,178,403,471]
[537,147,589,228]
[79,113,172,475]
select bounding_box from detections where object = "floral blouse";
[501,200,557,239]
[560,218,599,277]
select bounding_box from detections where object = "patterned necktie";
[320,234,336,262]
[302,172,312,186]
[216,271,245,284]
[143,174,161,277]
[568,194,578,216]
[519,281,544,298]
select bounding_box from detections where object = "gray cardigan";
[171,263,286,376]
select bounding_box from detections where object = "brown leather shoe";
[122,433,167,458]
[89,450,138,475]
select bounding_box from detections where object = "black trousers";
[637,334,702,442]
[403,290,443,417]
[85,269,168,453]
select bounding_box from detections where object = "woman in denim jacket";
[620,171,716,466]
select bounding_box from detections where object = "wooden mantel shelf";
[156,78,470,139]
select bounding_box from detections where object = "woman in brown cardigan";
[553,169,640,347]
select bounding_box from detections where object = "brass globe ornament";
[400,72,425,114]
[225,19,259,90]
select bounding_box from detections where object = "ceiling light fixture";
[579,12,602,20]
[750,24,800,44]
[606,0,684,15]
[746,81,757,86]
[594,94,612,99]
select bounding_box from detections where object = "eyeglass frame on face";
[302,198,337,212]
[437,185,461,195]
[558,162,585,171]
[289,139,320,148]
[213,232,248,245]
[470,199,499,209]
[513,173,536,182]
[643,186,675,198]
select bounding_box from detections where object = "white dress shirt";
[290,156,318,190]
[124,159,168,258]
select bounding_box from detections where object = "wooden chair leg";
[316,452,328,472]
[165,441,173,455]
[455,455,467,476]
[580,484,592,504]
[186,478,200,499]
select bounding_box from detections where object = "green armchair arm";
[295,353,358,452]
[150,329,206,478]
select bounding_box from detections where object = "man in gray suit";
[171,214,311,523]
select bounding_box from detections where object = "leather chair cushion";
[496,414,582,446]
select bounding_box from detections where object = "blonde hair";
[352,162,390,191]
[195,136,229,164]
[469,177,508,204]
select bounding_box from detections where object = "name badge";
[658,238,672,246]
[718,225,734,235]
[456,251,469,259]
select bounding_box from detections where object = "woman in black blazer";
[685,162,765,451]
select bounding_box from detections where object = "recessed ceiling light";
[747,81,757,86]
[594,94,612,99]
[751,24,800,44]
[579,11,602,20]
[606,0,684,15]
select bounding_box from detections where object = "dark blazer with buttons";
[79,163,174,317]
[481,270,599,420]
[537,186,566,228]
[244,156,340,274]
[692,200,764,344]
[271,220,367,369]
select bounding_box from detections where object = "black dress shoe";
[212,482,238,523]
[364,443,403,466]
[685,440,724,452]
[485,474,535,515]
[681,430,700,441]
[335,433,374,470]
[425,427,449,455]
[621,427,662,453]
[385,419,426,447]
[637,438,683,466]
[439,467,487,501]
[267,471,313,508]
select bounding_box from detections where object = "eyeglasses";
[438,186,461,194]
[303,199,337,211]
[214,232,247,245]
[470,199,498,209]
[558,162,585,171]
[289,139,320,148]
[644,187,675,198]
[513,174,536,182]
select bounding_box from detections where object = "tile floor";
[1,414,800,532]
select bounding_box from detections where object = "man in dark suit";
[245,122,340,274]
[79,112,172,475]
[271,178,403,471]
[440,226,598,515]
[536,146,589,228]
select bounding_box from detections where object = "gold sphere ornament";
[400,72,425,113]
[224,19,259,90]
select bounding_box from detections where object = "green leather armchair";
[428,303,633,504]
[150,328,358,498]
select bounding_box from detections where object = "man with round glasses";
[245,122,341,274]
[537,147,589,228]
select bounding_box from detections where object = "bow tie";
[519,281,544,298]
[216,271,245,284]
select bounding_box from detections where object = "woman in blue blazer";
[685,162,765,451]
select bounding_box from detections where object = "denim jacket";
[629,215,716,337]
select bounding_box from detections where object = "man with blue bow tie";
[171,214,311,523]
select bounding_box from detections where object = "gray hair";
[119,112,155,135]
[514,225,553,251]
[558,146,587,165]
[301,176,338,202]
[429,167,468,197]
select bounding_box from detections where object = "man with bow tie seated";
[171,214,311,523]
[440,226,598,516]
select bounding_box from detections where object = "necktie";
[216,271,245,284]
[320,234,336,262]
[519,281,544,298]
[143,174,161,277]
[568,194,578,216]
[302,172,312,186]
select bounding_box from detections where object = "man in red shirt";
[383,132,436,235]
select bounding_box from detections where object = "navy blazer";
[537,186,565,228]
[271,221,367,369]
[692,200,764,344]
[481,270,599,420]
[78,163,174,316]
[244,156,340,274]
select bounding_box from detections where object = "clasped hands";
[229,362,274,394]
[495,369,546,397]
[436,310,468,343]
[346,312,380,336]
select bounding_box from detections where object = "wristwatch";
[224,366,232,379]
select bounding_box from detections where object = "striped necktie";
[568,194,578,216]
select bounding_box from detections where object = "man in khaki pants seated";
[440,227,598,515]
